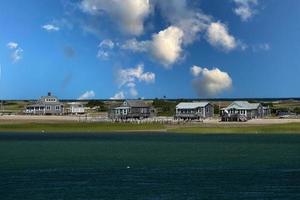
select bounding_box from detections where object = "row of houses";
[24,93,271,121]
[109,100,270,121]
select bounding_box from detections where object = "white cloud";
[80,0,240,66]
[11,48,24,63]
[190,65,202,77]
[117,64,155,87]
[233,0,258,21]
[97,39,114,60]
[155,0,211,45]
[7,42,18,49]
[42,24,60,32]
[114,64,155,98]
[78,90,96,100]
[191,65,232,97]
[150,26,184,67]
[110,91,125,100]
[122,26,184,67]
[206,22,237,51]
[7,42,23,63]
[121,39,148,52]
[80,0,151,35]
[96,50,110,60]
[99,39,114,49]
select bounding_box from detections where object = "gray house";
[24,92,64,115]
[175,102,214,120]
[109,100,154,120]
[221,101,270,121]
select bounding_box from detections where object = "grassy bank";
[170,123,300,134]
[1,122,300,133]
[0,122,166,133]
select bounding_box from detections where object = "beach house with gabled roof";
[175,102,214,120]
[221,101,270,121]
[24,92,64,115]
[109,100,154,119]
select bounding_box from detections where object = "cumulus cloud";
[117,64,155,87]
[78,90,96,100]
[233,0,258,21]
[110,91,125,100]
[42,24,60,32]
[97,39,114,60]
[191,65,232,97]
[7,42,23,63]
[114,64,155,98]
[80,0,151,36]
[206,22,237,51]
[151,26,184,67]
[122,26,184,67]
[155,0,211,45]
[190,65,203,77]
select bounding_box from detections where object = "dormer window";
[45,98,57,102]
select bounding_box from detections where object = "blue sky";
[0,0,299,100]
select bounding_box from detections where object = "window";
[55,106,60,110]
[46,106,51,110]
[45,98,57,102]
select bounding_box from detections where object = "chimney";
[48,92,51,96]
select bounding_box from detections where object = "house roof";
[26,95,63,107]
[125,100,150,108]
[38,95,62,104]
[222,101,260,110]
[176,102,210,109]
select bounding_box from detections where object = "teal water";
[0,133,300,199]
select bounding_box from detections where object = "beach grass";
[169,123,300,134]
[0,122,300,133]
[0,122,166,133]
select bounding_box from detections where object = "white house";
[67,102,86,115]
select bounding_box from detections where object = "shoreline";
[1,115,300,134]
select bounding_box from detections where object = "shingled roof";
[176,102,210,109]
[123,100,150,108]
[222,101,261,110]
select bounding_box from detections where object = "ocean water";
[0,133,300,200]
